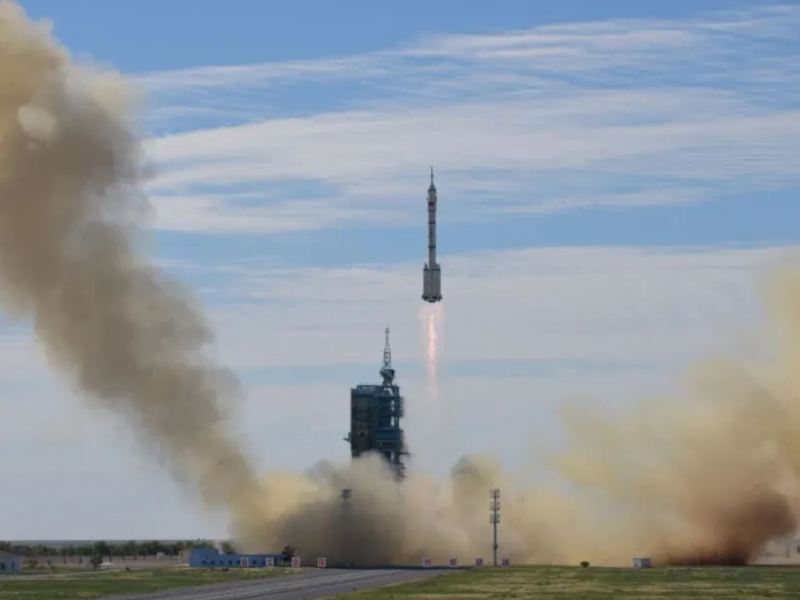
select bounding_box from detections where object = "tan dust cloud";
[237,273,800,565]
[0,0,262,522]
[2,0,798,567]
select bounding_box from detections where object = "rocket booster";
[422,168,442,303]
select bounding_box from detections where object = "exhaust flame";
[419,303,444,381]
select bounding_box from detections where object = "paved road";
[108,568,449,600]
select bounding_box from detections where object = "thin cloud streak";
[136,5,798,92]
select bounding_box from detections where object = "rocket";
[422,167,442,303]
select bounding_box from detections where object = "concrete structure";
[0,552,20,573]
[346,328,407,477]
[188,548,282,568]
[422,168,442,303]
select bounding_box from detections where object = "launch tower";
[346,328,406,477]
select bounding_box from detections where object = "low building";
[0,552,20,573]
[188,548,282,568]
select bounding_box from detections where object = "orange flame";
[420,303,444,381]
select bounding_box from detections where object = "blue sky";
[22,0,798,259]
[2,0,799,539]
[23,1,769,70]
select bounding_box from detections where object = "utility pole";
[341,488,353,567]
[341,488,352,519]
[490,488,500,567]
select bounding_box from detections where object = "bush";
[221,541,237,555]
[580,561,590,568]
[281,545,295,563]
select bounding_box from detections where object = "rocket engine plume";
[419,303,444,381]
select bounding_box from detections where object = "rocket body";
[422,171,442,303]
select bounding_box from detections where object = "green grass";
[0,566,293,600]
[343,565,800,599]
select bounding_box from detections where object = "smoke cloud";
[2,0,799,567]
[237,269,800,566]
[0,1,262,524]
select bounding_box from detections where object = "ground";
[3,565,800,599]
[342,565,800,599]
[0,566,292,599]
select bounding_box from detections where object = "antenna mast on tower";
[380,327,395,385]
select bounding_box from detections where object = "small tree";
[90,555,103,570]
[221,541,237,555]
[93,541,110,560]
[141,541,163,557]
[281,545,295,564]
[122,541,137,559]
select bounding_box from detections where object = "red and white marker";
[422,557,432,568]
[317,557,327,569]
[291,556,302,568]
[448,558,458,568]
[475,558,484,567]
[501,558,510,567]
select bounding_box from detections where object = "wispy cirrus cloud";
[137,54,385,92]
[135,5,800,234]
[137,5,799,95]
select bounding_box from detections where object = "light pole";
[490,488,500,567]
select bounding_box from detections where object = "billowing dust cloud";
[234,266,800,568]
[0,1,263,522]
[3,0,799,567]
